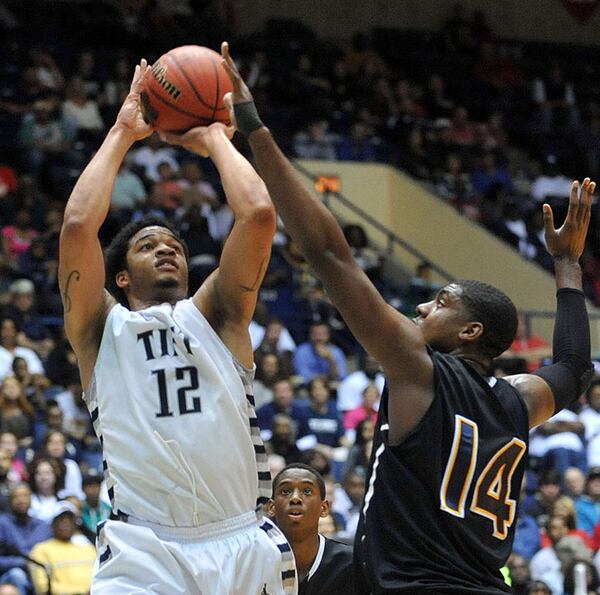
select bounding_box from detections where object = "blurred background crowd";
[0,0,599,593]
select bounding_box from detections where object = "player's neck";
[458,355,489,377]
[287,532,320,583]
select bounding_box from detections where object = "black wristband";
[233,100,264,137]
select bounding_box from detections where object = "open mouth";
[156,260,177,271]
[287,510,304,518]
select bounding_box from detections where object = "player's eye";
[303,488,312,495]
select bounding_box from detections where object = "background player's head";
[268,463,329,541]
[105,216,190,307]
[415,279,517,359]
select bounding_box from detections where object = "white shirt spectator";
[530,545,560,582]
[580,405,600,443]
[62,100,104,131]
[337,370,385,413]
[0,345,44,380]
[249,320,297,352]
[130,146,179,182]
[29,493,58,522]
[529,408,584,458]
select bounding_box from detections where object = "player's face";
[269,469,328,538]
[121,226,188,304]
[414,284,470,352]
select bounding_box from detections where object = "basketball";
[140,45,233,132]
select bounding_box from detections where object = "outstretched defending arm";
[162,124,275,368]
[59,60,153,387]
[220,42,434,442]
[506,178,595,427]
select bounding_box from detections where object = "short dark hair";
[456,280,518,358]
[272,463,326,499]
[104,216,188,306]
[586,378,600,400]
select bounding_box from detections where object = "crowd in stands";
[0,1,598,593]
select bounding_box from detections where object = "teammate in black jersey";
[269,464,354,595]
[164,42,596,594]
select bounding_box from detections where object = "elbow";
[246,197,277,234]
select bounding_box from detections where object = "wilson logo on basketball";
[151,60,181,101]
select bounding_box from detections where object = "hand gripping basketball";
[115,59,154,142]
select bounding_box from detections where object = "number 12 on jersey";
[440,414,526,540]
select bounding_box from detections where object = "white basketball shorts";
[91,511,297,595]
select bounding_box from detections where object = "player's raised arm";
[162,124,275,368]
[220,42,433,419]
[59,60,153,385]
[505,178,596,427]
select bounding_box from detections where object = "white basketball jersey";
[86,299,270,527]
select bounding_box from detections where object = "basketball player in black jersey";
[269,464,354,595]
[164,42,596,594]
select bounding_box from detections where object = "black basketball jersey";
[299,536,354,595]
[354,349,529,594]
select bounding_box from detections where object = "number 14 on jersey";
[440,415,526,540]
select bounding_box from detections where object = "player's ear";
[266,498,276,518]
[459,321,483,343]
[115,270,130,290]
[320,499,330,518]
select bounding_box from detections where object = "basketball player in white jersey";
[58,60,296,594]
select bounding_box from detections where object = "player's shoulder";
[323,537,353,558]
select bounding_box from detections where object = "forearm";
[205,128,272,219]
[63,125,134,231]
[248,127,354,268]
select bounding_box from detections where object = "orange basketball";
[140,45,233,132]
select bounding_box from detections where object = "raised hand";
[115,59,154,142]
[161,122,233,158]
[543,177,596,261]
[220,41,254,105]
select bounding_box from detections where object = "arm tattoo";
[239,257,268,293]
[63,270,81,313]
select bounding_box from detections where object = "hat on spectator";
[51,500,78,523]
[9,279,34,295]
[587,466,600,480]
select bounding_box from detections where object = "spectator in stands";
[305,376,344,453]
[266,414,302,465]
[332,468,365,541]
[80,470,110,543]
[343,224,382,283]
[100,56,131,123]
[61,76,104,145]
[435,153,475,210]
[344,419,374,477]
[404,261,444,314]
[0,317,44,381]
[581,380,600,465]
[563,558,600,595]
[532,64,579,133]
[343,384,380,441]
[110,156,147,221]
[0,377,33,449]
[471,151,514,197]
[73,50,100,100]
[0,449,15,514]
[293,322,347,385]
[253,353,282,409]
[337,120,376,162]
[526,470,562,529]
[564,467,586,499]
[337,353,384,413]
[508,554,532,595]
[575,467,600,537]
[422,74,455,120]
[513,504,541,561]
[2,279,53,357]
[130,132,179,183]
[252,317,296,375]
[543,496,593,549]
[293,120,338,161]
[268,464,353,594]
[397,127,432,180]
[28,500,95,595]
[448,106,476,147]
[503,314,551,372]
[540,535,592,595]
[257,378,310,440]
[18,99,69,178]
[55,374,92,454]
[530,514,570,582]
[42,431,83,501]
[27,456,62,522]
[1,210,38,272]
[0,484,52,595]
[16,238,58,299]
[0,434,25,484]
